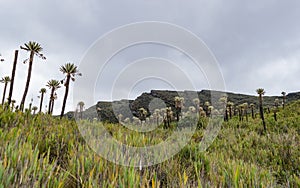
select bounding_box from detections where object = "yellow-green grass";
[0,101,299,187]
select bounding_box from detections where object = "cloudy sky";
[0,0,300,114]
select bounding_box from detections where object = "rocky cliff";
[66,90,300,122]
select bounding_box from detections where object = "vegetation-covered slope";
[70,89,300,122]
[0,100,299,187]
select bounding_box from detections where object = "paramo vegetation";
[0,41,81,118]
[0,42,300,187]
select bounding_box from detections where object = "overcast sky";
[0,0,300,114]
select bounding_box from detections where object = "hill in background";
[67,90,300,122]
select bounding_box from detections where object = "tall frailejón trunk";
[7,50,18,106]
[2,82,8,105]
[50,100,55,114]
[224,108,228,122]
[60,75,70,118]
[39,93,44,113]
[48,88,55,114]
[20,51,34,111]
[251,107,254,119]
[176,107,181,121]
[259,96,266,132]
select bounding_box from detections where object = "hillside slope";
[68,90,300,122]
[0,98,299,187]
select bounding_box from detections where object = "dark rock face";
[67,90,300,122]
[96,100,134,123]
[286,91,300,102]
